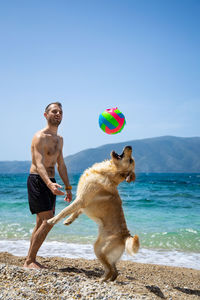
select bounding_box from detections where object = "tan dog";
[48,146,139,281]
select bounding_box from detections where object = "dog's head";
[111,146,136,183]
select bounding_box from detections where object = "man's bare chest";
[44,136,61,157]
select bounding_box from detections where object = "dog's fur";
[48,146,139,281]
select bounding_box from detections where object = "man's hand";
[64,190,72,203]
[48,182,65,196]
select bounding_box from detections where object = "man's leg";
[29,214,42,248]
[24,210,54,269]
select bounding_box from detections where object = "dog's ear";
[126,172,136,182]
[110,151,120,165]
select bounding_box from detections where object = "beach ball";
[99,107,126,134]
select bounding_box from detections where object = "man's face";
[45,104,63,127]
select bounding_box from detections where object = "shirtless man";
[24,102,72,269]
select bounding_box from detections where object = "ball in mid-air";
[99,107,126,134]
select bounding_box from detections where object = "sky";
[0,0,199,160]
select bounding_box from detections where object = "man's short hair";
[45,102,62,113]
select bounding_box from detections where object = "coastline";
[0,239,200,271]
[0,252,200,299]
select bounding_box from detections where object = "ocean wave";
[0,239,199,270]
[140,230,200,252]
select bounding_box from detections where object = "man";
[24,102,72,269]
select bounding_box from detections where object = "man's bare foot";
[23,261,48,269]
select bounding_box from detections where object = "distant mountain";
[0,136,200,173]
[64,136,200,173]
[0,161,31,174]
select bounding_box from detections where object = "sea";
[0,173,200,270]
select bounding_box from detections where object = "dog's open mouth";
[111,151,124,160]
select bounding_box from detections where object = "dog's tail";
[125,235,139,256]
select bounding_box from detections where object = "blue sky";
[0,0,199,160]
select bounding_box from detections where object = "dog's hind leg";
[63,210,82,226]
[94,238,124,281]
[48,199,82,225]
[94,240,113,282]
[105,241,125,281]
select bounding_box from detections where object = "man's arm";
[33,135,64,196]
[57,138,72,202]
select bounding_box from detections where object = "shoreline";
[0,252,200,299]
[0,239,200,271]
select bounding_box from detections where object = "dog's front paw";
[63,217,73,226]
[47,217,57,225]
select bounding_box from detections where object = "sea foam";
[0,239,199,270]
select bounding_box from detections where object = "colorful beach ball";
[99,107,126,134]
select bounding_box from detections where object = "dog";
[48,146,139,281]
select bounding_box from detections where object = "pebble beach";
[0,252,200,299]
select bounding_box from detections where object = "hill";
[0,136,200,173]
[0,161,31,174]
[64,136,200,173]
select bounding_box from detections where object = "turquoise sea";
[0,173,200,269]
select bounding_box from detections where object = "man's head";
[44,102,63,127]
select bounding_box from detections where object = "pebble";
[0,264,145,300]
[0,258,199,300]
